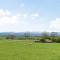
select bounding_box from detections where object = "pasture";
[0,40,60,60]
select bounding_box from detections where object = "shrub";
[40,38,46,43]
[6,35,16,40]
[56,37,60,43]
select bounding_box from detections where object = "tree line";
[1,32,60,43]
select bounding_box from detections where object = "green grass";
[0,40,60,60]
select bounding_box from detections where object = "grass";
[0,40,60,60]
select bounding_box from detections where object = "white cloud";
[28,24,46,32]
[31,13,39,17]
[23,14,28,18]
[17,14,21,17]
[0,9,29,32]
[47,18,60,32]
[0,10,17,25]
[31,13,40,20]
[0,9,43,32]
[0,9,11,17]
[6,10,11,15]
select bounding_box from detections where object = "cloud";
[0,9,42,32]
[31,13,40,20]
[17,14,21,17]
[31,13,39,17]
[47,18,60,32]
[0,9,17,25]
[0,9,29,32]
[28,24,47,32]
[23,14,28,18]
[0,9,12,16]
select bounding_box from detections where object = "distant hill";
[0,32,41,37]
[0,32,60,37]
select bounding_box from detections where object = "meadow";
[0,40,60,60]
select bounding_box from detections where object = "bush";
[49,37,56,42]
[40,38,46,43]
[56,37,60,43]
[6,35,16,40]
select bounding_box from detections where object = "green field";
[0,40,60,60]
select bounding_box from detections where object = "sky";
[0,0,60,32]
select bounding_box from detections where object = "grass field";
[0,40,60,60]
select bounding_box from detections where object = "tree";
[24,32,31,39]
[40,32,49,42]
[50,32,58,42]
[50,32,58,37]
[41,32,49,39]
[6,35,16,40]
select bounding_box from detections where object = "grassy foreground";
[0,40,60,60]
